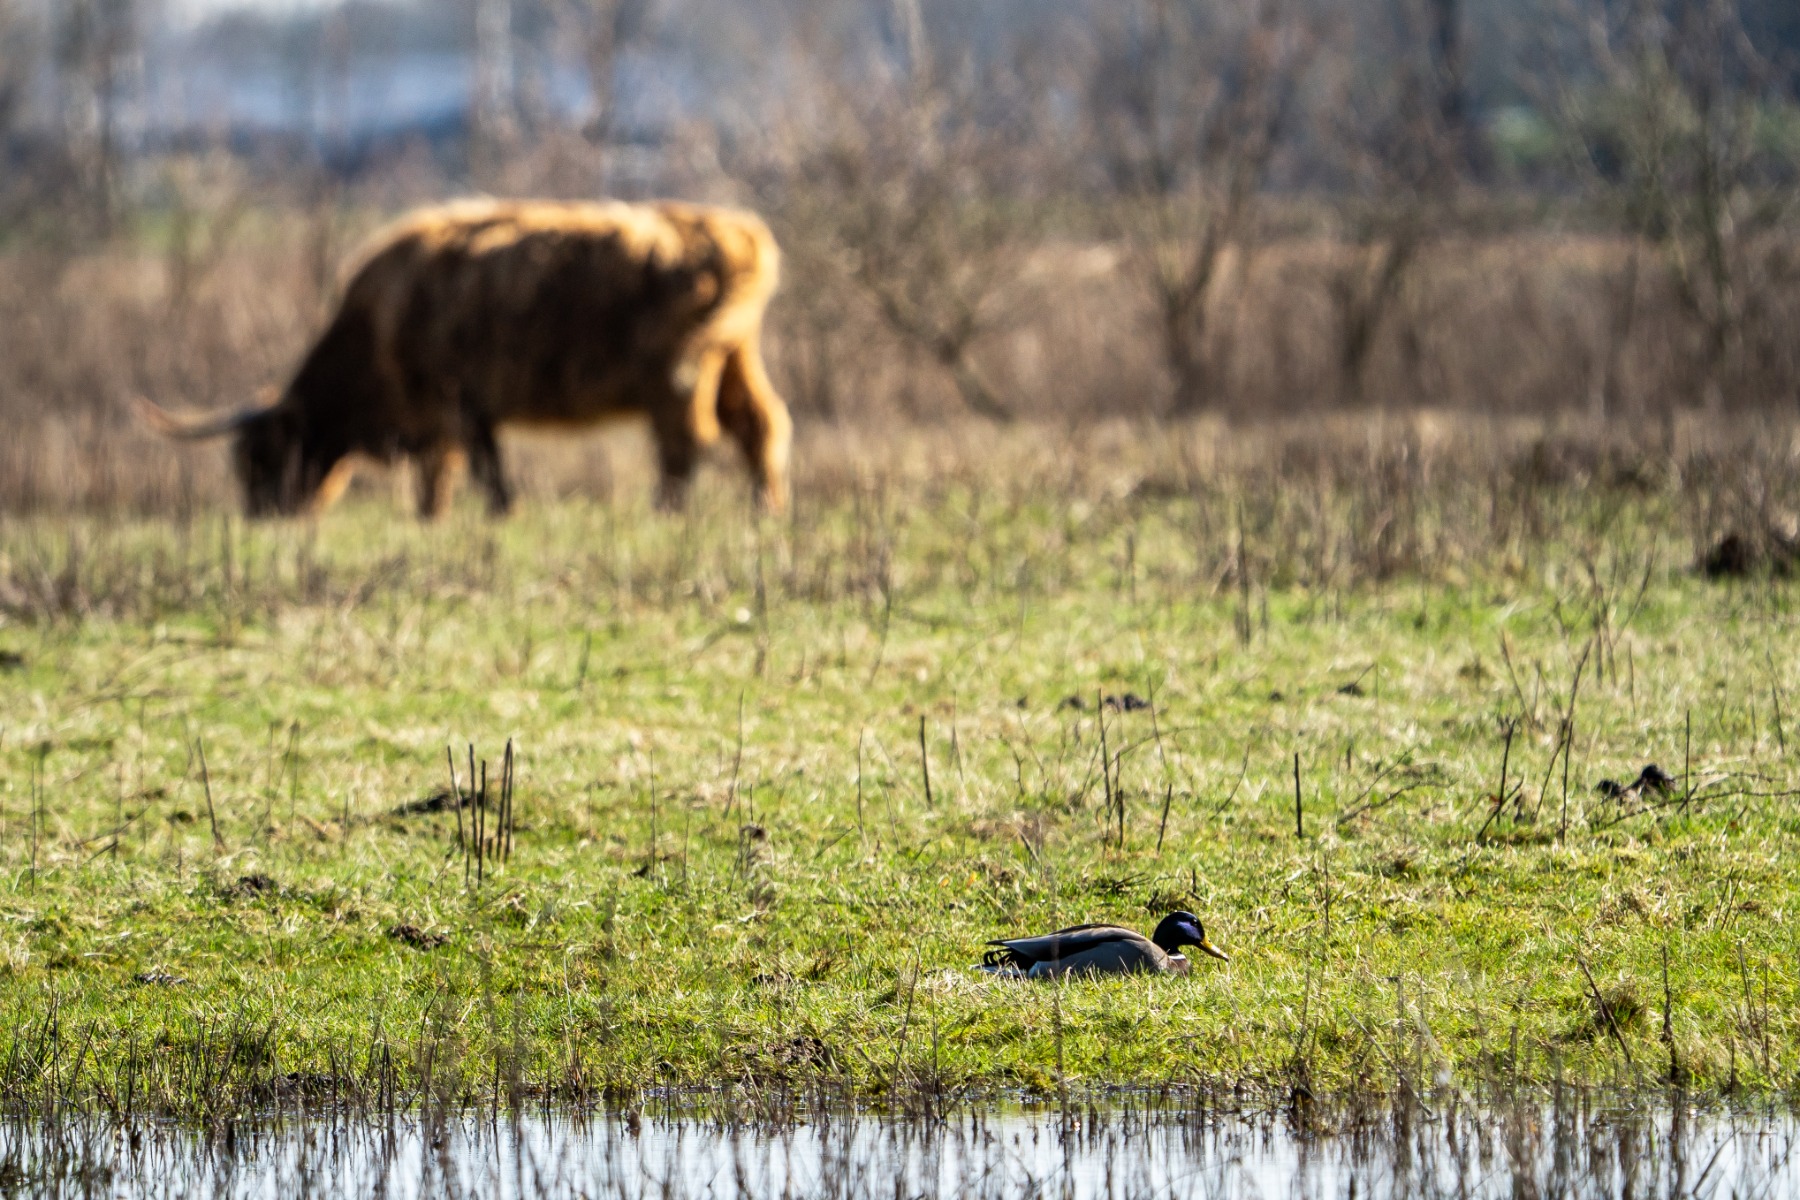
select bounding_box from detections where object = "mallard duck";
[980,911,1229,979]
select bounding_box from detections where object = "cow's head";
[137,396,322,516]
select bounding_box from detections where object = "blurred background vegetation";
[0,0,1797,512]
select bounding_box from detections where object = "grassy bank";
[0,419,1796,1119]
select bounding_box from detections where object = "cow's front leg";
[650,404,699,512]
[466,423,513,516]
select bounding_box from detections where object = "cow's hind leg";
[466,423,513,517]
[717,342,792,513]
[414,443,467,520]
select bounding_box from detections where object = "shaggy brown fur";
[141,198,792,517]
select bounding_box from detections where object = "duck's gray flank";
[981,911,1229,979]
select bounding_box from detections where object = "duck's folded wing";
[990,924,1138,963]
[1028,938,1163,977]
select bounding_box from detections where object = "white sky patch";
[166,0,347,24]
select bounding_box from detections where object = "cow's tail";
[684,212,781,447]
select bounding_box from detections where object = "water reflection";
[5,1096,1796,1198]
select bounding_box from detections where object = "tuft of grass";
[0,418,1797,1120]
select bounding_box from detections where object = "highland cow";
[140,198,792,517]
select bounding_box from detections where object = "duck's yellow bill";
[1198,940,1230,962]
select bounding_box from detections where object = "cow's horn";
[133,395,265,440]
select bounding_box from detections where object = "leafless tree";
[0,0,43,231]
[0,0,33,140]
[1562,0,1797,413]
[550,0,655,144]
[472,0,518,181]
[1085,0,1316,415]
[1323,0,1473,406]
[55,0,148,234]
[749,4,1062,421]
[496,0,657,195]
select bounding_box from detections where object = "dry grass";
[3,410,1785,618]
[10,408,1800,633]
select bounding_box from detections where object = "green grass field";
[0,425,1795,1117]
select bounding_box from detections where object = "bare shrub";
[1083,0,1318,415]
[1554,0,1800,414]
[740,7,1067,423]
[1315,0,1480,407]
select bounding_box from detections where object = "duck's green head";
[1152,911,1230,962]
